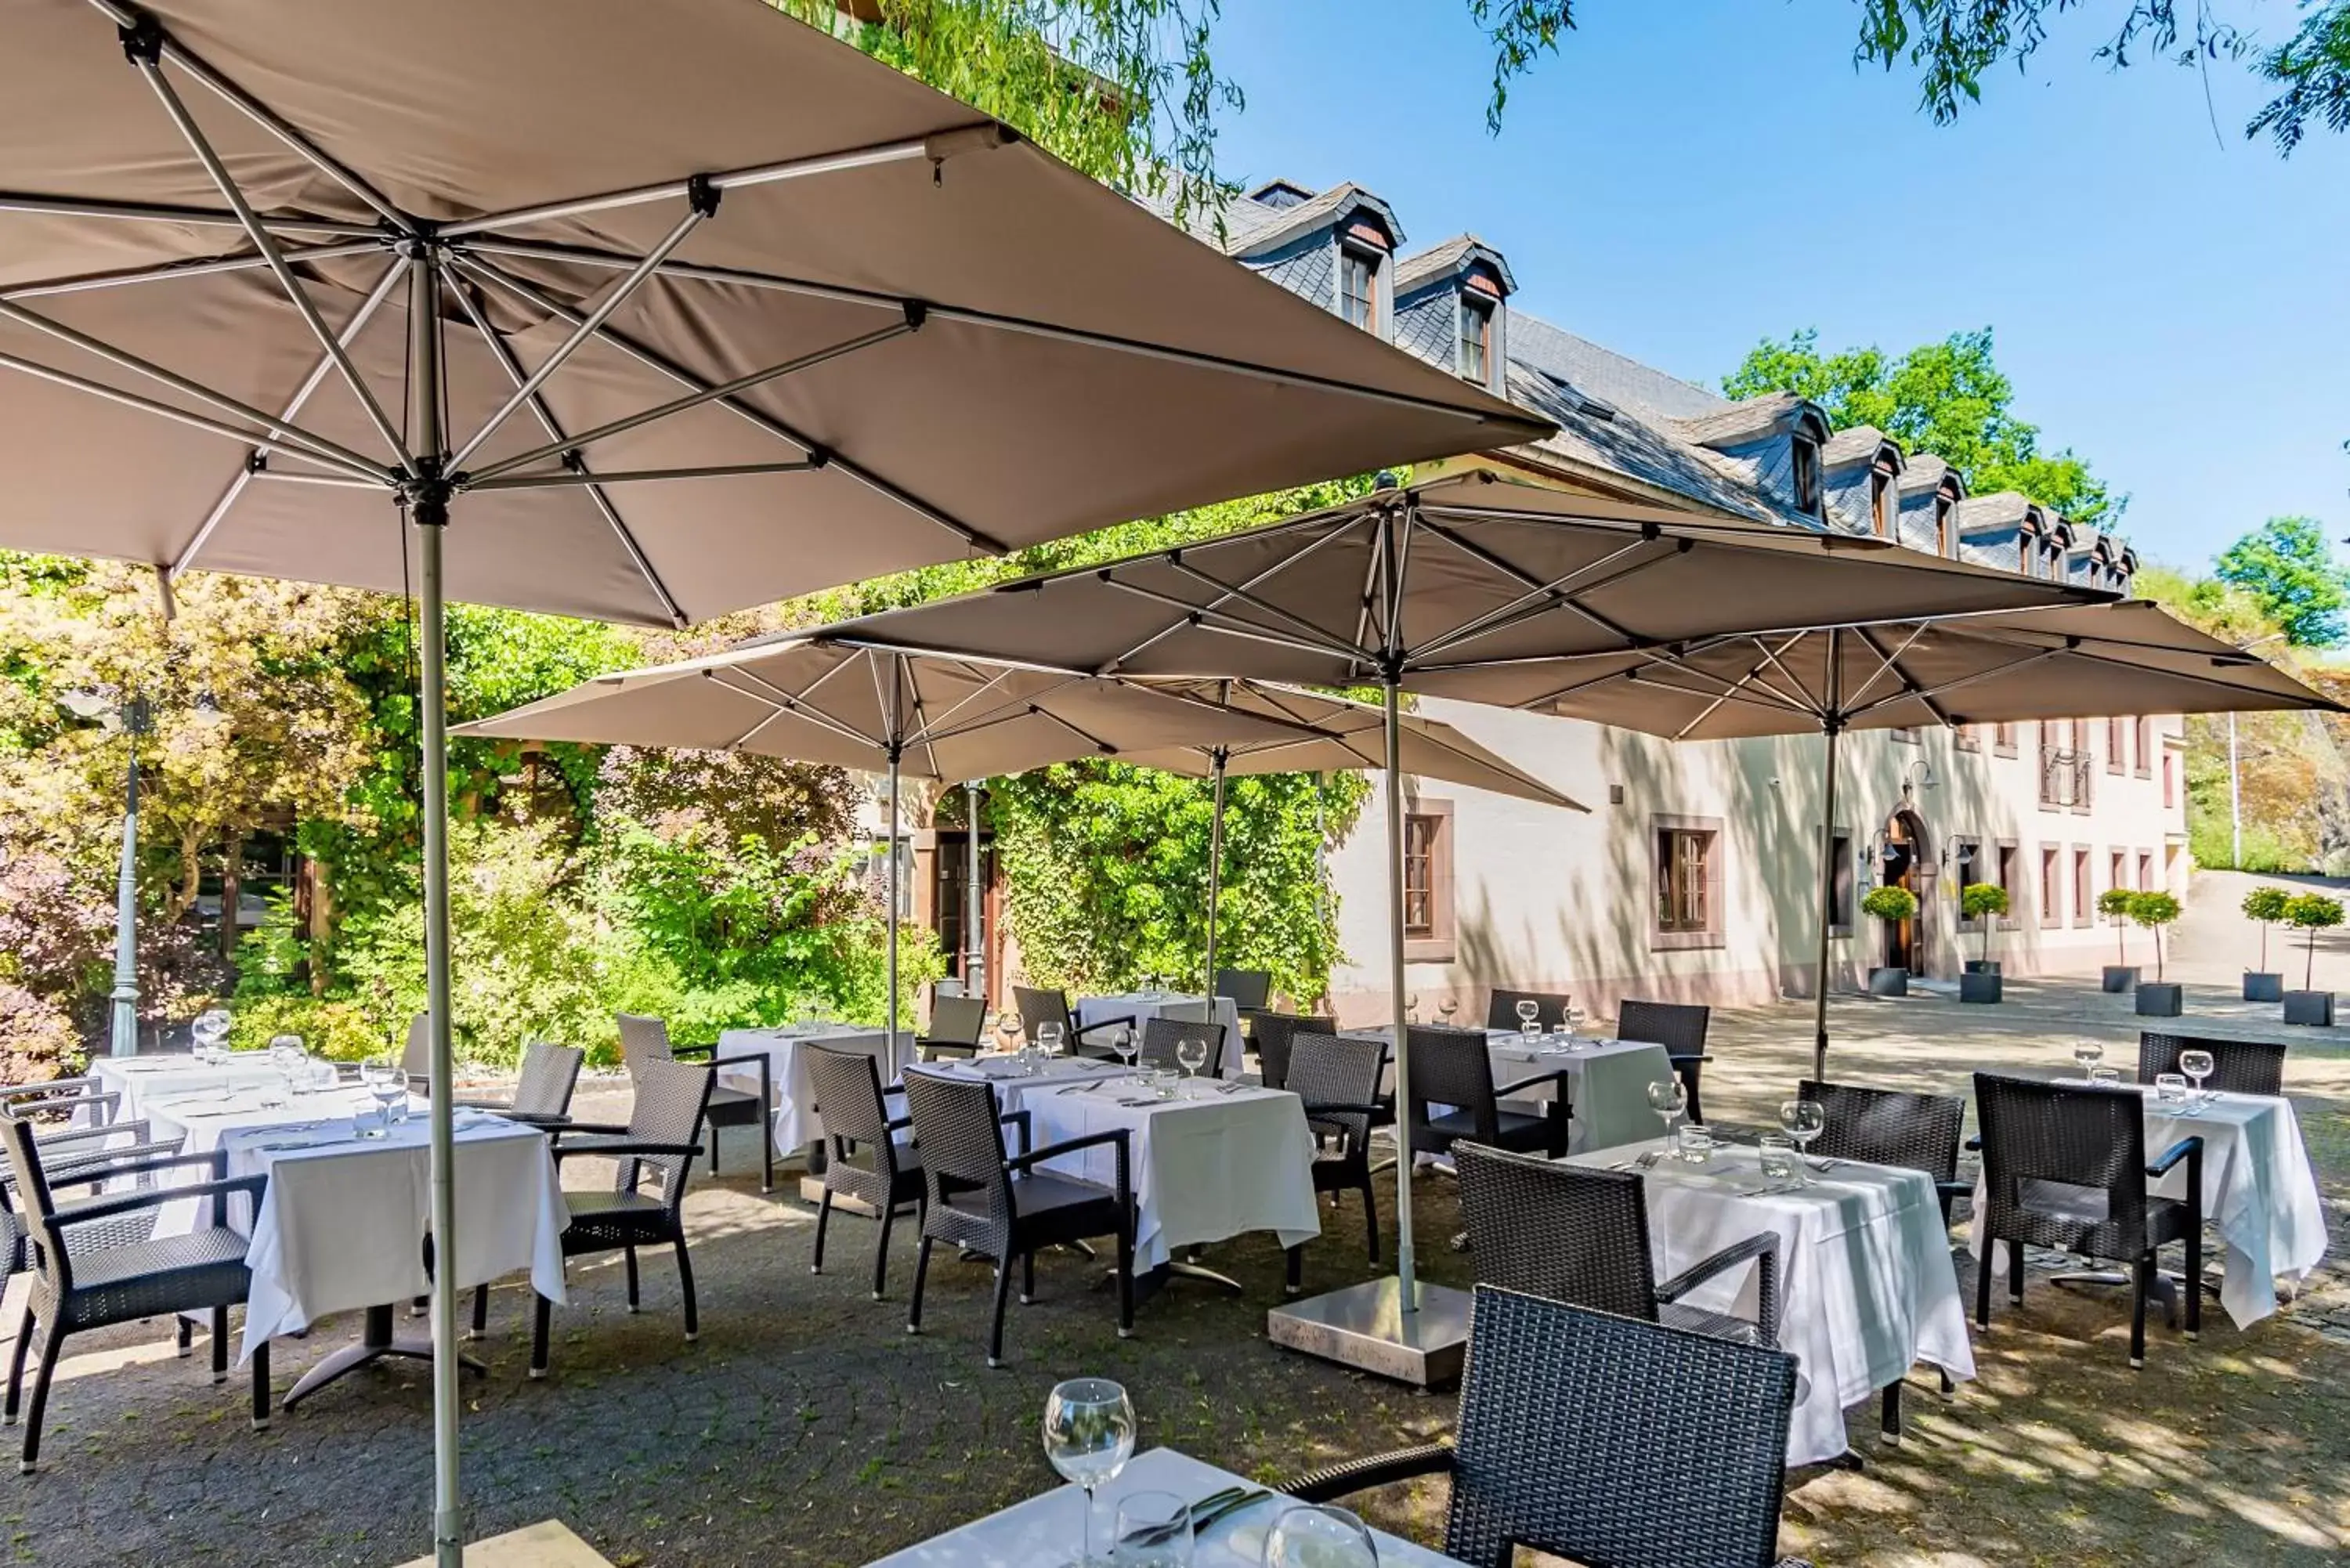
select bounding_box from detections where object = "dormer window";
[1932,494,1954,555]
[1791,435,1821,517]
[1869,467,1893,537]
[1457,295,1492,383]
[1339,247,1378,330]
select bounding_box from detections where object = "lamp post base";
[1266,1276,1471,1389]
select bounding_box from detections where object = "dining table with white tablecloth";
[1967,1082,2329,1328]
[714,1023,916,1154]
[1561,1138,1976,1466]
[1073,992,1245,1076]
[1344,1026,1672,1154]
[84,1051,306,1128]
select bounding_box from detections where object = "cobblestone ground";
[7,967,2346,1566]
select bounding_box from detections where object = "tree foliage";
[1722,327,2115,525]
[2214,515,2348,647]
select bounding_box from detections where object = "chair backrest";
[1615,999,1711,1056]
[901,1071,1014,1237]
[1973,1071,2152,1258]
[616,1057,714,1209]
[512,1042,585,1120]
[1797,1078,1963,1183]
[925,995,989,1050]
[1213,967,1273,1010]
[0,1080,118,1127]
[2137,1031,2286,1097]
[1139,1017,1226,1075]
[0,1116,70,1290]
[1444,1286,1797,1568]
[1455,1141,1661,1323]
[616,1013,674,1076]
[1487,988,1571,1031]
[1250,1012,1336,1092]
[1285,1031,1384,1153]
[1010,986,1073,1044]
[803,1043,896,1151]
[1406,1025,1502,1139]
[403,1013,432,1083]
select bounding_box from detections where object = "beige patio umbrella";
[1115,678,1585,989]
[1485,599,2342,1080]
[0,2,1543,1554]
[816,467,2106,1335]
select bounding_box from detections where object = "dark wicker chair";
[2137,1032,2286,1097]
[1249,1011,1336,1091]
[804,1043,924,1299]
[457,1040,584,1127]
[1282,1031,1387,1295]
[1797,1079,1969,1436]
[1408,1025,1571,1160]
[918,995,989,1061]
[0,1080,120,1127]
[1972,1071,2201,1367]
[1486,988,1571,1031]
[1011,985,1133,1059]
[900,1071,1134,1367]
[1137,1017,1228,1079]
[1213,967,1273,1010]
[1616,999,1714,1127]
[2,1121,183,1284]
[617,1012,772,1194]
[401,1013,432,1093]
[531,1057,715,1378]
[0,1114,270,1472]
[1286,1286,1808,1568]
[1455,1141,1780,1345]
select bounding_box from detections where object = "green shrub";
[226,994,393,1062]
[2096,886,2138,965]
[1959,882,2009,962]
[2127,891,2183,982]
[0,981,78,1083]
[1860,884,1919,924]
[2283,891,2345,989]
[2242,885,2292,972]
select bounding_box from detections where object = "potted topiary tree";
[1959,882,2009,1003]
[1860,884,1920,996]
[2241,885,2290,1002]
[2096,887,2139,992]
[2281,891,2343,1026]
[2129,890,2184,1017]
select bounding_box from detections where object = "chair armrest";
[1655,1230,1781,1344]
[551,1139,703,1162]
[999,1108,1032,1158]
[884,1115,913,1134]
[1069,1014,1135,1043]
[30,1118,160,1156]
[2146,1134,2202,1178]
[58,1147,229,1187]
[497,1111,575,1129]
[450,1097,514,1112]
[550,1121,632,1139]
[1296,1100,1389,1119]
[1008,1127,1131,1173]
[1667,1052,1714,1065]
[45,1138,190,1186]
[1491,1068,1573,1099]
[52,1172,266,1228]
[1285,1443,1455,1504]
[1963,1133,1982,1152]
[665,1042,716,1060]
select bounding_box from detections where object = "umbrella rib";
[1412,540,1678,665]
[1096,576,1356,667]
[444,261,686,628]
[448,206,709,472]
[1509,662,1643,711]
[456,311,915,484]
[0,190,381,238]
[903,664,1036,746]
[1844,623,1947,724]
[449,251,1007,555]
[0,239,387,302]
[1161,560,1378,664]
[130,58,413,472]
[707,670,885,751]
[1661,638,1816,740]
[1097,515,1370,676]
[1407,515,1651,659]
[1386,502,1415,664]
[1628,669,1820,721]
[1747,634,1825,715]
[1842,646,2067,721]
[1027,704,1118,755]
[467,461,822,490]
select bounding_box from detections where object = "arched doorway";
[1878,809,1930,973]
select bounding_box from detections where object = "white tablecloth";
[1346,1028,1672,1154]
[219,1111,567,1364]
[916,1053,1135,1115]
[863,1447,1467,1567]
[1021,1080,1320,1269]
[715,1024,916,1153]
[1075,992,1245,1077]
[1968,1085,2330,1327]
[86,1053,298,1126]
[138,1080,391,1236]
[1565,1138,1976,1465]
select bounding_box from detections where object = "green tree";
[1722,328,2114,525]
[2214,516,2348,647]
[2128,890,2183,982]
[2242,883,2291,971]
[2283,890,2345,989]
[1960,881,2010,963]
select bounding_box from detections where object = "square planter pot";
[2243,972,2286,1003]
[2283,990,2335,1027]
[1964,959,2003,976]
[2102,966,2140,994]
[2135,982,2183,1017]
[1959,970,2004,1004]
[1867,966,1910,997]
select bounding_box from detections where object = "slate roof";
[1394,235,1517,296]
[1821,425,1894,468]
[1503,312,1730,423]
[1954,493,2032,533]
[1669,392,1816,450]
[1899,453,1959,496]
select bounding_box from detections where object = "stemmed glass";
[1403,993,1419,1024]
[994,1010,1023,1057]
[1562,1003,1585,1038]
[1110,1024,1138,1076]
[2178,1049,2216,1107]
[359,1060,403,1138]
[1514,998,1540,1042]
[1436,996,1459,1028]
[1778,1098,1826,1177]
[1036,1021,1065,1060]
[270,1035,310,1095]
[2072,1040,2105,1080]
[1263,1504,1379,1566]
[1175,1035,1210,1093]
[1042,1378,1135,1568]
[192,1007,231,1065]
[1646,1077,1687,1149]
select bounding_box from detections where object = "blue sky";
[1203,1,2348,573]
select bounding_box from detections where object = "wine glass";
[1175,1035,1209,1092]
[1514,998,1540,1041]
[1042,1378,1134,1568]
[1403,993,1419,1024]
[1778,1098,1826,1175]
[994,1010,1023,1057]
[359,1060,403,1138]
[1645,1077,1687,1148]
[1036,1021,1065,1060]
[1110,1024,1139,1075]
[192,1007,231,1063]
[1562,1002,1585,1038]
[1113,1492,1192,1568]
[2179,1049,2216,1106]
[1263,1504,1379,1567]
[1436,996,1459,1028]
[2072,1040,2105,1080]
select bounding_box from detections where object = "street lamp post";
[2229,633,2287,869]
[964,779,985,1003]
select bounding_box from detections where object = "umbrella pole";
[1384,677,1417,1313]
[886,746,902,1047]
[408,254,464,1568]
[1811,627,1844,1087]
[1203,748,1227,995]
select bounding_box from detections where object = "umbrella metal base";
[282,1304,486,1410]
[1266,1276,1471,1389]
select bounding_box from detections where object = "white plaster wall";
[1323,701,2186,1027]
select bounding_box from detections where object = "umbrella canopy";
[0,0,1547,624]
[821,467,2109,1319]
[1505,601,2341,1080]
